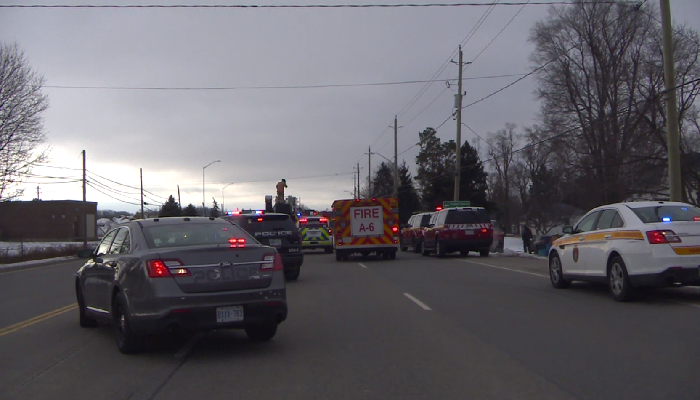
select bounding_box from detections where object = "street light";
[203,160,221,216]
[222,182,235,214]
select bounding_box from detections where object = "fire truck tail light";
[481,228,489,234]
[392,226,399,233]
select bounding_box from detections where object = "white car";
[548,201,700,301]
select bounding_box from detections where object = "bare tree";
[0,42,49,201]
[486,123,518,233]
[530,1,700,210]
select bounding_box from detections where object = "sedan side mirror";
[562,226,574,234]
[77,248,95,259]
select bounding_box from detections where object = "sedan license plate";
[463,230,474,235]
[216,306,244,323]
[269,238,282,247]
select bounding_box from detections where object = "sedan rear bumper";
[130,300,288,335]
[630,267,700,287]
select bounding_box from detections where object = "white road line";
[403,293,432,310]
[174,332,205,358]
[457,259,548,278]
[358,263,368,269]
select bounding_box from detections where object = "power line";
[0,2,621,9]
[86,182,142,206]
[43,74,527,91]
[468,0,530,65]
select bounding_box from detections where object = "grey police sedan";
[75,217,287,354]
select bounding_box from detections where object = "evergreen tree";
[415,127,454,210]
[159,195,181,217]
[458,140,489,207]
[182,204,198,216]
[210,198,220,218]
[371,162,394,197]
[397,161,421,224]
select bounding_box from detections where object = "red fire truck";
[331,197,400,261]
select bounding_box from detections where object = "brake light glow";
[228,238,246,248]
[147,259,184,278]
[261,253,284,271]
[646,230,682,244]
[481,228,489,234]
[694,216,700,221]
[299,218,308,223]
[319,217,328,223]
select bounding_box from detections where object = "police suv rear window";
[242,214,296,233]
[445,209,491,224]
[630,205,700,223]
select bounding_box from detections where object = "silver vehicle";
[75,217,287,354]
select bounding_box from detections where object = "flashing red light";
[319,217,328,223]
[436,206,443,211]
[299,218,308,223]
[231,211,241,215]
[481,228,489,234]
[229,237,247,248]
[646,230,681,244]
[257,217,263,222]
[392,226,399,233]
[355,198,361,202]
[372,198,377,201]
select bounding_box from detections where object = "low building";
[0,200,97,241]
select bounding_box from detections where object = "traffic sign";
[443,201,471,208]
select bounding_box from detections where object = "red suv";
[400,212,433,253]
[422,207,493,258]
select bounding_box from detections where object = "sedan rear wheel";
[113,292,143,354]
[245,323,278,341]
[609,256,634,302]
[549,253,570,289]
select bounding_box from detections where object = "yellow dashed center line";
[0,303,78,337]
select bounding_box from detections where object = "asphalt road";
[1,250,700,400]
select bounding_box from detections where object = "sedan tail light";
[261,253,284,271]
[646,230,682,244]
[146,259,186,278]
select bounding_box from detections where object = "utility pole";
[366,146,372,197]
[82,150,87,247]
[394,115,398,198]
[454,45,464,201]
[140,168,144,219]
[357,162,360,198]
[177,185,181,209]
[660,0,682,201]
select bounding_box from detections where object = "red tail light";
[299,218,308,223]
[147,259,185,278]
[329,228,333,235]
[481,228,489,234]
[261,253,284,271]
[319,217,328,223]
[392,226,399,233]
[229,237,246,248]
[646,230,682,244]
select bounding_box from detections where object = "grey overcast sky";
[2,1,700,213]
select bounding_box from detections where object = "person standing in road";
[522,225,533,254]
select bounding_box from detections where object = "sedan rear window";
[143,223,250,248]
[630,205,700,223]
